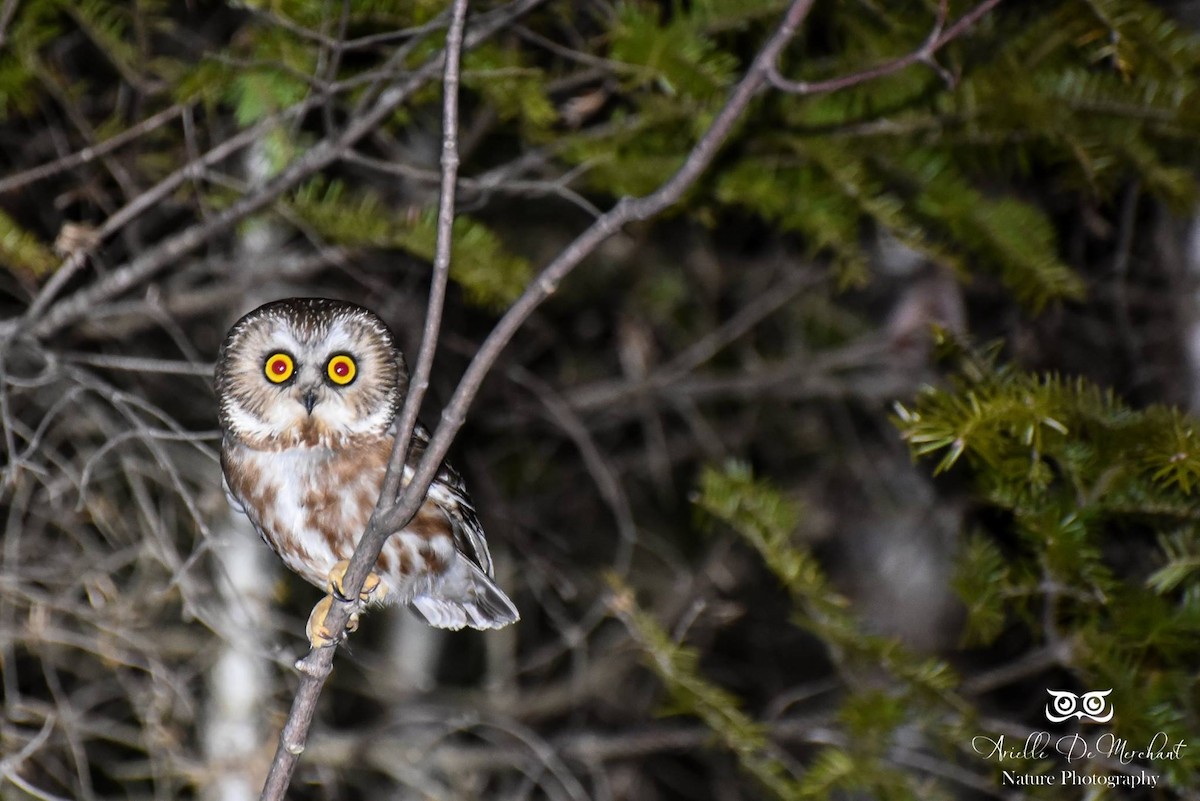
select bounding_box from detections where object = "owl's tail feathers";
[409,561,519,631]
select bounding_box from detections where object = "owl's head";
[215,298,406,449]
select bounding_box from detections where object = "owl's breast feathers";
[221,433,392,589]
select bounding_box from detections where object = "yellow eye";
[264,352,295,384]
[326,354,356,385]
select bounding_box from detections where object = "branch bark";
[256,0,471,795]
[766,0,1003,95]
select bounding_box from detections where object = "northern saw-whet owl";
[215,297,519,647]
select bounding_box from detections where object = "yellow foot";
[327,559,387,604]
[305,594,361,649]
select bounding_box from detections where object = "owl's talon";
[306,595,338,649]
[327,559,386,604]
[305,595,361,649]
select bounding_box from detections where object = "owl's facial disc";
[217,300,404,450]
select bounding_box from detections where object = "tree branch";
[256,0,471,797]
[0,103,187,196]
[382,0,818,538]
[377,1,466,513]
[766,0,1003,95]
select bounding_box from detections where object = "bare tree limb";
[766,0,1002,95]
[257,0,472,795]
[14,113,296,331]
[386,0,819,537]
[0,104,187,196]
[377,0,468,513]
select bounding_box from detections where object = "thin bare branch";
[59,353,214,376]
[507,365,638,574]
[0,0,19,53]
[392,0,820,536]
[258,0,472,795]
[0,104,187,196]
[767,0,1001,95]
[380,0,469,514]
[342,151,603,217]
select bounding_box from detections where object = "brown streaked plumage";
[214,298,518,640]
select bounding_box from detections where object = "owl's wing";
[408,422,497,578]
[220,441,287,560]
[219,446,248,517]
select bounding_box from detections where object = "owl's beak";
[301,388,319,415]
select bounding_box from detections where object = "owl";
[214,297,519,648]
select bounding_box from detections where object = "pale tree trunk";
[386,609,442,693]
[202,141,288,800]
[203,514,276,801]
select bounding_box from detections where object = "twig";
[343,150,603,217]
[76,428,221,500]
[0,104,187,196]
[507,365,638,575]
[247,4,447,53]
[511,24,641,75]
[661,265,821,379]
[767,0,1001,95]
[59,353,214,376]
[257,0,472,797]
[304,712,834,776]
[960,644,1066,695]
[0,707,55,774]
[13,113,288,331]
[558,336,890,416]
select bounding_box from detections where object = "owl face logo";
[1045,689,1114,723]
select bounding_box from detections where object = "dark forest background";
[1,1,1199,799]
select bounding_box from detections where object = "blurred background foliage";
[1,0,1200,799]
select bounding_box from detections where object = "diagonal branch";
[767,0,1003,95]
[0,103,188,197]
[256,0,472,797]
[388,0,818,531]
